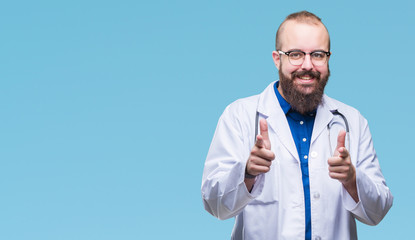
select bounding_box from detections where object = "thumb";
[259,119,271,149]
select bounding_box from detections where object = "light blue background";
[1,0,413,239]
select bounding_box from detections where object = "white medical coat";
[201,81,393,240]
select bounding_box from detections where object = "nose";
[300,54,313,70]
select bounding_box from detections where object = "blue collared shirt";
[274,82,315,240]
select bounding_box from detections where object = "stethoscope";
[254,109,350,155]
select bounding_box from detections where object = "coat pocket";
[250,160,280,204]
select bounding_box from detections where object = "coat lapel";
[311,95,338,145]
[257,82,299,162]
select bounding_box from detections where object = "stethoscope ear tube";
[254,111,259,143]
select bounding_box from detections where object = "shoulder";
[323,94,368,127]
[223,81,276,117]
[219,95,259,130]
[225,95,259,115]
[324,95,361,116]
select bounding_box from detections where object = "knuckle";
[250,165,259,173]
[250,156,259,164]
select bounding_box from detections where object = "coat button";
[313,192,320,199]
[315,236,321,240]
[310,151,318,158]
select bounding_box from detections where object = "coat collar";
[256,81,340,161]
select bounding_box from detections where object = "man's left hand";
[328,130,359,202]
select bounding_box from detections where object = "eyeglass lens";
[288,52,328,66]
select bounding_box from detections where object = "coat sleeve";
[201,103,265,220]
[341,114,393,225]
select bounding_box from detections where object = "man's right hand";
[246,119,275,177]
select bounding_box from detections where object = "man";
[201,11,393,240]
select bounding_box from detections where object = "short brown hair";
[275,11,330,51]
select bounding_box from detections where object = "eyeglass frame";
[277,49,331,66]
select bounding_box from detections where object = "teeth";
[300,76,312,80]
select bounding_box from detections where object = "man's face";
[272,20,330,113]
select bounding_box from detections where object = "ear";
[272,51,281,70]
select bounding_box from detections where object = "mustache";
[292,70,321,79]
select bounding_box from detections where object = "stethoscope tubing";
[328,110,350,155]
[254,109,350,155]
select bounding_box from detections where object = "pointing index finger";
[336,130,346,150]
[259,119,271,150]
[259,119,270,142]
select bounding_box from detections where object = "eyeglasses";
[277,50,331,66]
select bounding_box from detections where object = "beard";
[278,66,330,115]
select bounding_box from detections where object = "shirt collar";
[273,81,291,114]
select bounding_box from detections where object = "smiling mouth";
[297,76,315,83]
[292,70,321,84]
